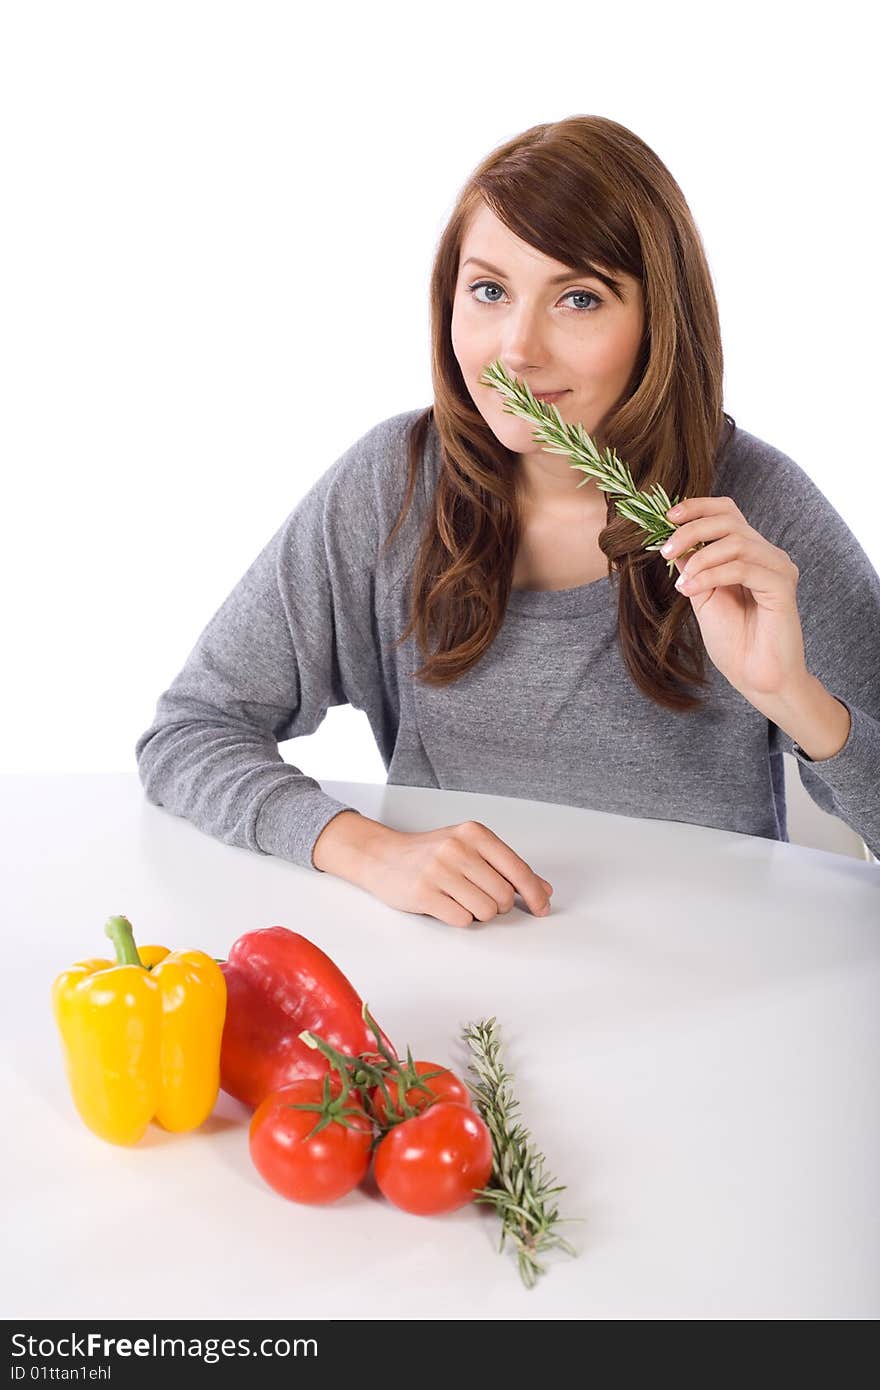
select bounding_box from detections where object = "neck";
[516,460,606,521]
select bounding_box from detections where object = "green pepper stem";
[104,915,145,969]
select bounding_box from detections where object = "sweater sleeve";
[134,420,394,872]
[751,447,880,861]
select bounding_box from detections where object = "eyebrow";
[461,255,625,300]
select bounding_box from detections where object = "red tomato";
[373,1101,493,1216]
[370,1061,472,1127]
[249,1077,373,1205]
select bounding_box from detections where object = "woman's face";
[451,202,646,506]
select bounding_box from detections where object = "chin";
[484,418,528,450]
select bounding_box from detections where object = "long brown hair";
[382,115,735,712]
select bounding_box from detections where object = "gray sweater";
[135,409,880,865]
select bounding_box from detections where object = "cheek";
[449,305,466,361]
[582,323,643,382]
[451,296,490,339]
[450,315,485,377]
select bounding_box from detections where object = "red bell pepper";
[219,926,395,1108]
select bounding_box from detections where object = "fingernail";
[668,505,684,519]
[660,540,673,556]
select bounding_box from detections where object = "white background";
[3,0,877,778]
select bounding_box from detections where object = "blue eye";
[465,280,602,313]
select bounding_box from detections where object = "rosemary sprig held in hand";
[479,358,699,578]
[461,1017,579,1289]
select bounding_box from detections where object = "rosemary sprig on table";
[461,1017,578,1289]
[480,358,695,578]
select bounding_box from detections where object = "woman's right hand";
[313,812,553,927]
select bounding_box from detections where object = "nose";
[500,304,551,376]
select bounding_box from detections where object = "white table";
[3,774,879,1320]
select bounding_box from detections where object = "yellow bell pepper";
[52,914,227,1146]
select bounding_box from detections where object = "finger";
[460,853,522,916]
[463,856,552,917]
[464,826,551,916]
[441,839,549,920]
[675,557,795,600]
[434,861,512,923]
[421,890,476,929]
[666,495,745,525]
[675,536,794,584]
[662,515,750,564]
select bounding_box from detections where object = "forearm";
[312,810,397,882]
[750,672,852,762]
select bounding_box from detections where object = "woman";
[135,116,880,926]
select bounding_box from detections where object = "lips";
[533,390,568,401]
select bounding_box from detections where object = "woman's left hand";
[661,497,808,701]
